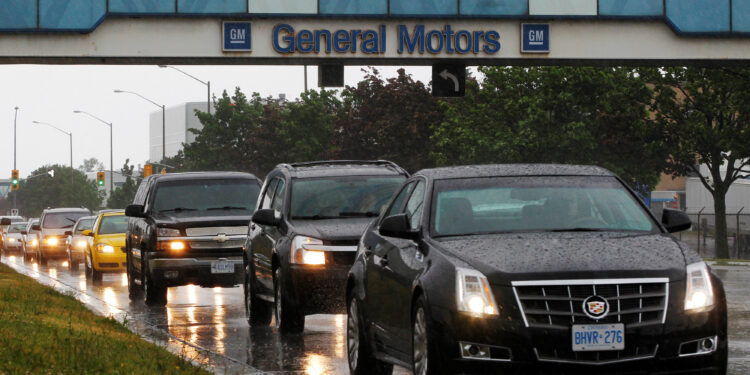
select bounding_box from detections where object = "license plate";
[210,260,234,274]
[572,323,625,351]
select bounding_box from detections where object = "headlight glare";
[8,238,15,243]
[456,267,498,316]
[685,261,715,311]
[45,237,59,246]
[96,244,115,253]
[77,240,87,249]
[291,236,326,265]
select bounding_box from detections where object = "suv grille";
[512,278,669,329]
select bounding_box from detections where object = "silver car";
[2,222,27,255]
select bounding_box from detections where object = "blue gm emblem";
[521,23,550,53]
[223,21,252,51]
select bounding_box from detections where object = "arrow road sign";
[432,64,466,97]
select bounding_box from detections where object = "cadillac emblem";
[582,295,609,320]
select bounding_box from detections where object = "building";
[149,102,210,162]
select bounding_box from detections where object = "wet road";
[1,254,748,374]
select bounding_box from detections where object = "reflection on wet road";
[2,254,749,374]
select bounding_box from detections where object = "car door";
[250,177,281,295]
[364,180,415,353]
[129,179,151,276]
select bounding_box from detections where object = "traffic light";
[96,171,105,187]
[10,169,19,191]
[143,164,153,178]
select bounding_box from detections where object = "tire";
[144,259,167,306]
[84,255,93,280]
[39,251,47,266]
[67,251,79,272]
[412,296,442,375]
[244,260,272,325]
[127,251,142,300]
[274,267,304,333]
[92,267,103,283]
[347,297,394,375]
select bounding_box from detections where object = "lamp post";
[32,120,73,185]
[114,89,166,162]
[13,106,19,209]
[73,110,113,194]
[158,65,211,114]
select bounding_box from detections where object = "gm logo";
[223,22,252,51]
[521,23,550,53]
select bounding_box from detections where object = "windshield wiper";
[338,211,380,217]
[292,215,341,220]
[550,227,608,232]
[207,206,248,211]
[159,208,198,213]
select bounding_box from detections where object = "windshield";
[98,215,128,235]
[432,176,656,236]
[291,176,405,219]
[8,223,27,233]
[75,218,94,233]
[42,212,90,229]
[152,179,261,214]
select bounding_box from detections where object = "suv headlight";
[157,227,181,237]
[96,244,115,253]
[685,261,715,311]
[290,236,326,265]
[456,267,499,316]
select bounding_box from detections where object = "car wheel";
[67,251,79,271]
[274,267,304,333]
[92,266,103,283]
[412,296,440,375]
[144,259,167,306]
[348,297,393,375]
[244,261,272,325]
[127,252,142,300]
[84,255,93,279]
[39,252,47,266]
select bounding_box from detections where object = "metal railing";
[677,207,750,260]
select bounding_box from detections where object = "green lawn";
[0,263,211,374]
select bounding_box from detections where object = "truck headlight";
[96,244,115,253]
[157,227,181,237]
[291,236,326,265]
[456,267,499,316]
[685,261,715,311]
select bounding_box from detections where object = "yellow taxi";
[83,210,127,282]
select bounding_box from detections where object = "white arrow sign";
[439,69,460,92]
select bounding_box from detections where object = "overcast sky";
[1,64,431,178]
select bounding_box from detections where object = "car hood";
[94,233,126,247]
[40,228,72,237]
[291,218,374,242]
[152,211,252,229]
[432,232,688,285]
[5,233,23,239]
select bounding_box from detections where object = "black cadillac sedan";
[346,164,727,375]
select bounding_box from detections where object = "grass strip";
[0,263,211,374]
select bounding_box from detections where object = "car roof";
[100,210,125,216]
[276,160,408,179]
[414,164,614,180]
[149,171,261,183]
[42,208,91,213]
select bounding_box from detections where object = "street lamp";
[114,89,166,162]
[13,106,19,209]
[32,120,73,185]
[73,110,113,193]
[158,65,211,114]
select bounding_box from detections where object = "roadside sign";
[432,64,466,97]
[522,23,550,53]
[223,22,252,51]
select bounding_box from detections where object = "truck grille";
[512,278,669,329]
[186,226,248,236]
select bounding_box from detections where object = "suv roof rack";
[279,160,407,174]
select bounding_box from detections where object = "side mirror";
[31,224,40,231]
[125,204,146,218]
[662,208,692,233]
[252,209,281,227]
[81,229,93,237]
[64,230,73,236]
[379,213,419,240]
[0,218,10,225]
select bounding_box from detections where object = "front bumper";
[3,241,23,251]
[39,244,69,259]
[148,256,243,288]
[93,251,126,272]
[286,264,350,315]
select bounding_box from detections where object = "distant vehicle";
[1,221,27,255]
[245,161,408,333]
[34,208,92,266]
[347,164,727,375]
[0,216,24,234]
[66,216,95,271]
[21,219,40,263]
[84,211,127,282]
[125,172,262,305]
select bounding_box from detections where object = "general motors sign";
[521,23,550,53]
[223,21,252,51]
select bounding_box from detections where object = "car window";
[8,223,26,233]
[404,181,426,229]
[42,212,90,229]
[152,179,261,214]
[384,182,414,219]
[75,218,94,233]
[271,179,286,213]
[260,179,280,210]
[97,215,129,234]
[290,176,405,220]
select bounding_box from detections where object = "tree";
[279,89,340,162]
[11,165,102,217]
[647,67,750,259]
[432,66,668,187]
[106,159,138,209]
[78,157,105,173]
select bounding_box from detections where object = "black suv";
[347,164,727,375]
[125,172,262,305]
[244,160,408,333]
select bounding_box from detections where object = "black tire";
[39,252,48,266]
[92,267,103,283]
[84,255,93,279]
[412,296,442,375]
[274,267,304,333]
[127,252,142,300]
[347,296,394,375]
[144,259,167,306]
[244,260,272,325]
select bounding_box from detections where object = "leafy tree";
[279,89,340,162]
[11,165,102,217]
[647,67,750,259]
[432,66,668,187]
[334,68,444,172]
[106,159,138,209]
[78,157,105,173]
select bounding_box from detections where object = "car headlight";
[31,238,39,246]
[456,267,499,316]
[96,244,115,253]
[685,261,715,311]
[290,236,326,265]
[45,237,59,246]
[8,238,15,243]
[76,240,87,249]
[157,227,181,237]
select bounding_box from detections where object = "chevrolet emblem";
[215,234,229,243]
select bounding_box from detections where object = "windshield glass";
[98,215,128,235]
[43,212,90,229]
[8,223,27,233]
[152,179,261,214]
[291,176,405,219]
[432,176,656,236]
[75,218,94,233]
